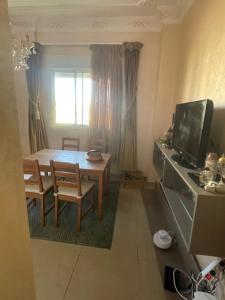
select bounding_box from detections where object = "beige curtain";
[119,42,143,171]
[89,45,123,162]
[26,43,48,153]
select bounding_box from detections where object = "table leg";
[98,172,104,220]
[105,161,111,195]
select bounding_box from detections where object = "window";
[54,71,91,125]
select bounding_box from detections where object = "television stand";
[171,153,196,170]
[153,141,225,257]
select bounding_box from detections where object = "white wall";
[0,1,36,298]
[148,25,181,180]
[14,71,30,156]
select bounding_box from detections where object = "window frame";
[51,68,91,128]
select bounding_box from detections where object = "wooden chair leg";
[54,196,59,227]
[91,192,95,211]
[77,203,81,231]
[27,198,35,209]
[40,196,45,226]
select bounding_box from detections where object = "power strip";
[193,291,218,300]
[201,258,222,278]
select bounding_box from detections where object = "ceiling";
[8,0,194,33]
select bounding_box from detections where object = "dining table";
[25,149,111,220]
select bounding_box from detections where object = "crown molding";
[9,0,194,33]
[11,16,162,33]
[156,0,195,24]
[8,0,151,8]
[180,0,195,20]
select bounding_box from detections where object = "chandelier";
[12,33,36,71]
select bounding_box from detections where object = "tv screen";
[173,99,213,168]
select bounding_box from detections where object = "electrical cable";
[173,268,193,300]
[173,261,224,300]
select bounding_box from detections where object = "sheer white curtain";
[119,42,143,171]
[89,45,123,162]
[26,43,49,153]
[89,42,143,170]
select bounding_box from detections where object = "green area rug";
[28,181,120,249]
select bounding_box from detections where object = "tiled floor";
[31,187,166,300]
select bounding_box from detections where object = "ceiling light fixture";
[10,23,36,71]
[12,33,36,71]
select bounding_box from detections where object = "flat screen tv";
[172,99,214,169]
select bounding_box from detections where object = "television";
[172,99,214,169]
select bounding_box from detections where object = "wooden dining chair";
[62,137,80,151]
[50,160,95,231]
[23,159,54,226]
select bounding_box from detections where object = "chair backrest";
[62,137,80,151]
[23,159,43,193]
[89,138,106,153]
[50,160,82,196]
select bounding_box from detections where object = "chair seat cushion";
[25,175,54,194]
[57,180,95,198]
